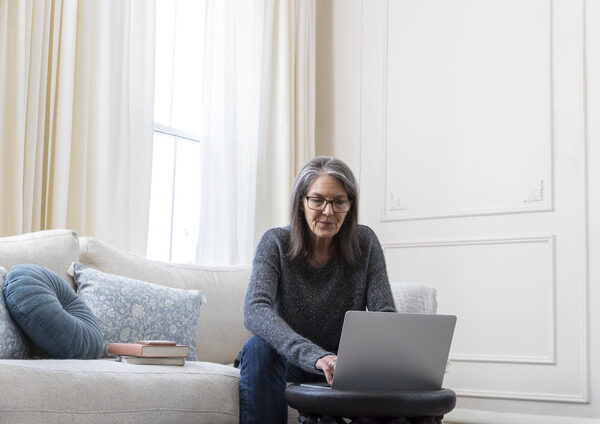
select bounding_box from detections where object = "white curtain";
[195,0,315,265]
[0,0,155,254]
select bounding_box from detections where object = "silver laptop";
[302,311,456,391]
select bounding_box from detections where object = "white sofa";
[0,230,437,424]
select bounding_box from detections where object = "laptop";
[301,311,456,391]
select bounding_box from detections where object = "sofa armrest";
[390,282,437,314]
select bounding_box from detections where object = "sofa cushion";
[3,264,103,359]
[79,237,252,364]
[0,229,80,290]
[72,263,203,360]
[0,267,30,358]
[0,359,240,424]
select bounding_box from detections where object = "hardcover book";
[108,341,188,358]
[118,355,185,366]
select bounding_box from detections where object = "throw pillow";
[0,266,30,358]
[2,264,103,359]
[71,263,203,360]
[79,236,251,364]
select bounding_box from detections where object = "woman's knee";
[243,336,275,355]
[240,336,285,375]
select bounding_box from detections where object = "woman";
[238,156,396,424]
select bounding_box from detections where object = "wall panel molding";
[358,0,591,407]
[384,235,556,365]
[446,408,600,423]
[452,388,588,403]
[379,0,555,222]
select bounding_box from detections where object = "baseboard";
[445,408,600,424]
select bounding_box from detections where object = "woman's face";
[301,174,349,242]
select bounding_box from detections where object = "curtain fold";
[0,0,155,254]
[194,0,315,266]
[254,0,316,245]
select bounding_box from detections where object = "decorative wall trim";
[446,408,600,424]
[383,235,554,249]
[453,388,587,404]
[383,236,556,365]
[524,180,545,203]
[582,0,592,407]
[450,353,554,365]
[388,193,407,211]
[380,0,555,222]
[381,205,555,223]
[360,0,590,405]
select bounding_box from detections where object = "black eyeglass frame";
[304,196,352,213]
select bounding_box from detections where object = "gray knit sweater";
[243,225,396,373]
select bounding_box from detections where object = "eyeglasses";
[305,196,351,213]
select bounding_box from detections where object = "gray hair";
[287,156,360,263]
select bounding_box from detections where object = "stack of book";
[108,340,188,366]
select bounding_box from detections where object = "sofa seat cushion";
[0,359,240,424]
[3,264,103,359]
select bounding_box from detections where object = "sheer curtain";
[194,0,315,265]
[0,0,155,254]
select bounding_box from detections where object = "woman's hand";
[315,354,338,384]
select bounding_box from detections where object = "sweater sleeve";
[363,227,397,312]
[243,230,332,372]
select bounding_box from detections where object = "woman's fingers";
[315,354,338,384]
[323,366,334,384]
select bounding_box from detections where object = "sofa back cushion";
[0,230,80,290]
[79,237,252,364]
[390,281,437,314]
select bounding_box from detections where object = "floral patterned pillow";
[0,266,30,358]
[71,263,203,360]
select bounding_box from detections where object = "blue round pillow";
[3,264,103,359]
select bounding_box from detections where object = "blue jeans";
[238,336,326,424]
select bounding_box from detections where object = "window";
[146,0,207,263]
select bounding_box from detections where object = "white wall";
[315,0,363,172]
[316,1,600,422]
